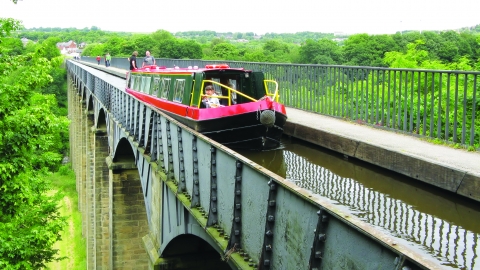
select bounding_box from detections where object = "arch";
[96,108,107,131]
[86,94,94,112]
[162,234,231,270]
[113,137,135,163]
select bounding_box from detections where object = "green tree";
[0,37,24,55]
[298,38,342,64]
[343,34,398,67]
[0,17,68,268]
[211,43,238,60]
[103,35,127,57]
[37,36,61,60]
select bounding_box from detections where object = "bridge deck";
[285,107,480,202]
[80,60,480,203]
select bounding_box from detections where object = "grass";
[46,165,87,270]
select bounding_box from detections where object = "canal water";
[237,136,480,270]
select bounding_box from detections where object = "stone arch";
[113,138,135,163]
[96,108,107,132]
[86,93,94,112]
[161,234,231,269]
[107,136,149,269]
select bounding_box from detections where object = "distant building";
[20,37,30,47]
[56,40,78,54]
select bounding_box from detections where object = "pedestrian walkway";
[284,107,480,203]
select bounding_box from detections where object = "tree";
[298,38,342,64]
[384,40,429,69]
[342,34,397,67]
[0,37,24,55]
[37,36,61,60]
[103,35,127,57]
[211,43,239,60]
[0,17,68,268]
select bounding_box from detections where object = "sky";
[1,0,480,35]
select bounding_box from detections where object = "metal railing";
[80,56,480,150]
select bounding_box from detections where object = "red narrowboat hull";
[126,89,287,150]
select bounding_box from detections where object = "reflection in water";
[238,137,480,270]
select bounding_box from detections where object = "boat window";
[160,78,171,99]
[173,79,185,103]
[152,77,161,97]
[134,75,141,91]
[141,76,151,93]
[210,78,221,95]
[129,74,137,90]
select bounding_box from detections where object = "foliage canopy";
[0,16,69,269]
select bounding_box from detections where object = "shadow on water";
[238,135,480,270]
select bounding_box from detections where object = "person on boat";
[142,51,156,67]
[129,51,138,70]
[202,85,220,108]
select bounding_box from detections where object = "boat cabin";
[126,64,279,108]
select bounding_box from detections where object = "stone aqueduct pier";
[67,61,445,269]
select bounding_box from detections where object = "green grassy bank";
[46,165,86,270]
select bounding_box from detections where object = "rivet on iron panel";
[235,189,241,195]
[268,200,276,206]
[318,234,326,242]
[265,244,272,251]
[212,196,217,201]
[266,230,273,236]
[322,215,328,223]
[315,251,322,259]
[264,260,270,266]
[235,203,241,209]
[235,230,240,235]
[235,216,240,222]
[268,215,275,222]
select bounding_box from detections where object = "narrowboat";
[125,64,287,150]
